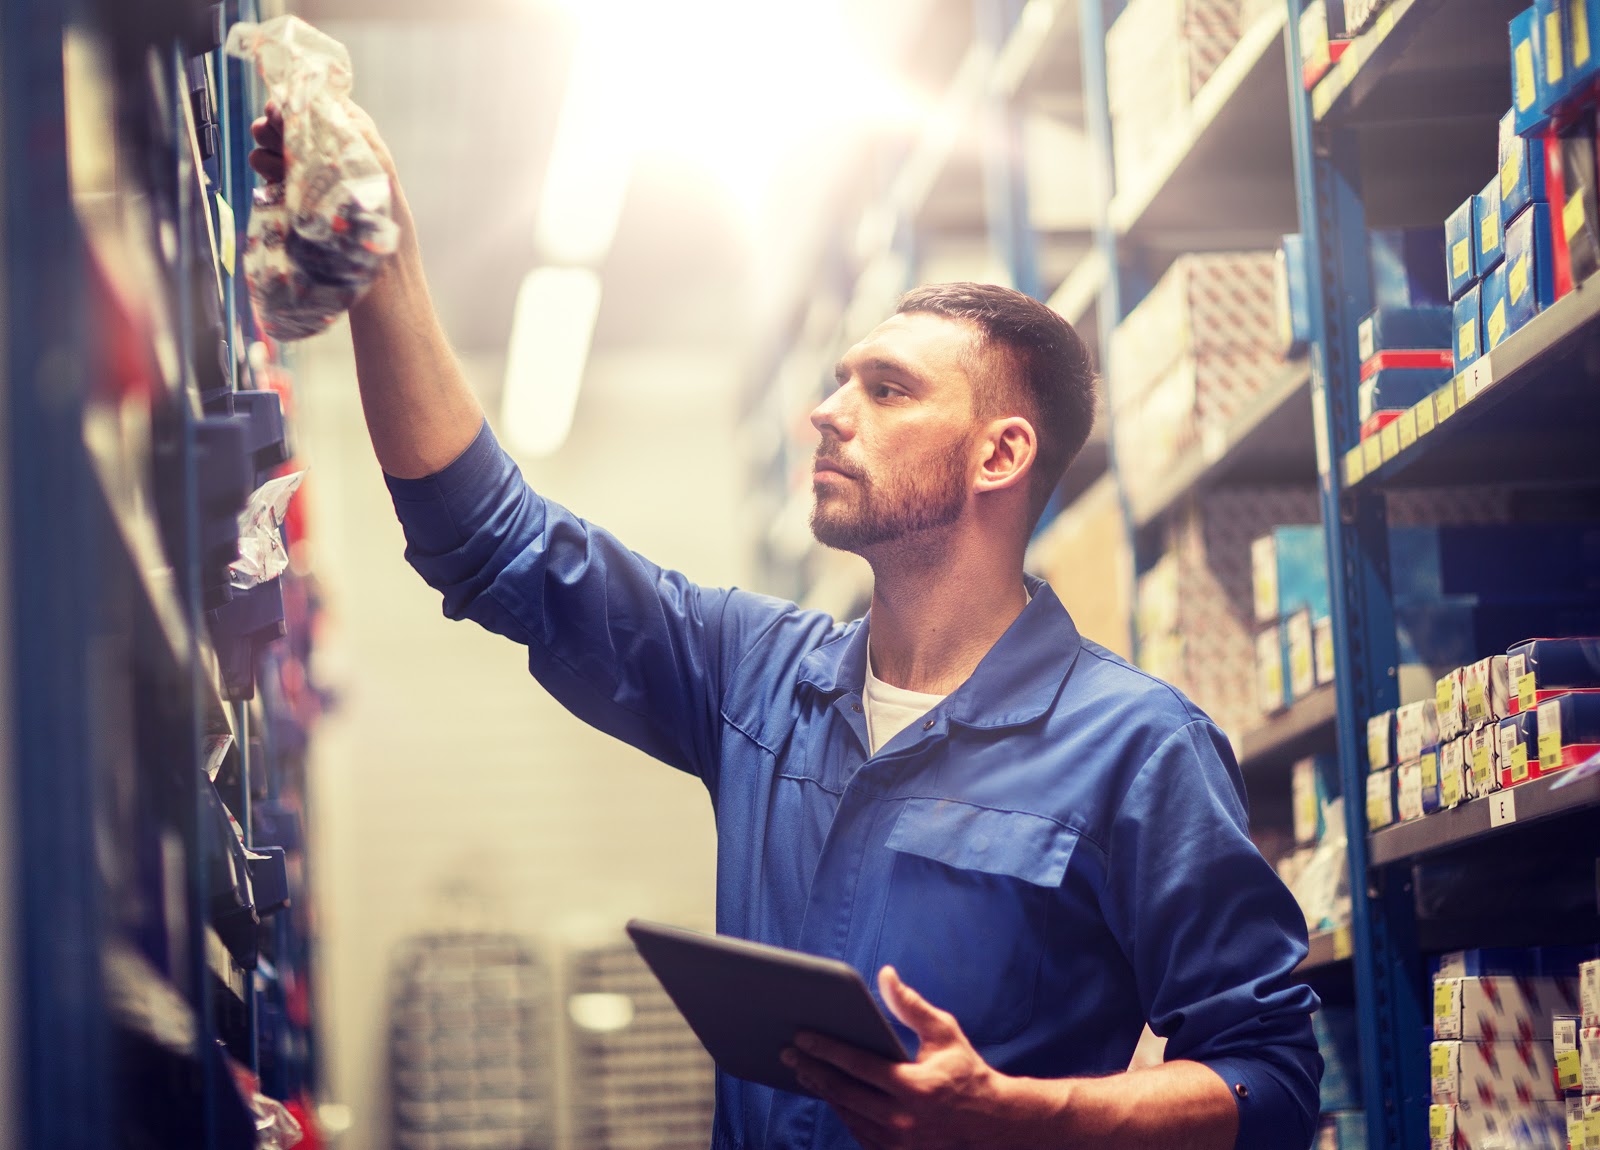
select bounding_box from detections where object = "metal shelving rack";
[3,1,325,1145]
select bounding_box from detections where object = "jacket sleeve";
[1101,718,1323,1150]
[383,419,792,783]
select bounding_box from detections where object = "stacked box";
[1431,1039,1559,1105]
[1368,710,1395,771]
[1507,637,1600,713]
[1504,201,1557,335]
[1438,738,1466,810]
[1439,668,1468,742]
[1397,699,1441,762]
[1466,724,1501,798]
[1499,709,1541,787]
[1367,767,1396,829]
[1433,976,1580,1041]
[1398,759,1426,821]
[1430,1100,1567,1149]
[1537,691,1600,772]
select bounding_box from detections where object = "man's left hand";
[781,966,1058,1150]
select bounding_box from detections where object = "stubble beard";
[809,436,970,553]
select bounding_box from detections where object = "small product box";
[1465,655,1512,728]
[1433,975,1581,1041]
[1504,202,1556,335]
[1570,0,1600,90]
[1583,1027,1600,1093]
[1582,957,1600,1026]
[1552,126,1600,292]
[1292,756,1328,847]
[1446,196,1479,299]
[1398,698,1442,762]
[1500,110,1550,226]
[1507,637,1600,712]
[1466,724,1502,798]
[1257,627,1290,716]
[1439,737,1466,810]
[1367,767,1396,829]
[1252,525,1329,623]
[1537,691,1600,772]
[1431,1100,1567,1150]
[1555,1015,1583,1094]
[1477,176,1506,272]
[1453,283,1483,372]
[1358,305,1454,359]
[1368,709,1395,770]
[1512,7,1554,136]
[1480,259,1513,353]
[1498,710,1540,788]
[1314,615,1336,686]
[1398,759,1426,821]
[1438,667,1468,742]
[1431,1038,1560,1104]
[1287,607,1317,699]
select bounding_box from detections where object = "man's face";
[808,312,982,553]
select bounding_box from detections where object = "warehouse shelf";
[1369,768,1600,867]
[1298,923,1353,972]
[1127,359,1315,531]
[1238,683,1338,778]
[1107,6,1299,248]
[206,924,247,1004]
[1045,249,1105,327]
[1343,277,1600,490]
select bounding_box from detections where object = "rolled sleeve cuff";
[1201,1055,1313,1150]
[384,419,506,551]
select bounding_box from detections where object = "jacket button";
[922,718,935,730]
[1234,1083,1249,1099]
[851,703,862,713]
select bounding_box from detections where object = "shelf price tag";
[1397,407,1418,450]
[1344,445,1365,487]
[1379,420,1401,461]
[1363,434,1383,473]
[1415,394,1437,436]
[1430,1043,1452,1097]
[1436,382,1458,422]
[1490,788,1518,827]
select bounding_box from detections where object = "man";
[252,102,1319,1150]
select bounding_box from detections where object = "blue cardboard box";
[1480,259,1512,352]
[1371,227,1450,308]
[1252,524,1330,622]
[1358,366,1453,421]
[1445,198,1478,299]
[1500,109,1549,225]
[1275,235,1312,356]
[1357,306,1452,360]
[1505,202,1556,334]
[1539,0,1573,111]
[1512,6,1554,134]
[1453,283,1482,371]
[1568,0,1600,89]
[1313,1008,1363,1112]
[1476,175,1505,272]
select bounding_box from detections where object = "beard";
[809,435,970,552]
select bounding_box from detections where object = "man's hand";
[781,966,1060,1150]
[248,99,398,186]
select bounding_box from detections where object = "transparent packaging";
[231,471,305,591]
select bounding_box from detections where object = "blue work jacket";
[387,421,1322,1150]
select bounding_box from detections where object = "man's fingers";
[784,1049,899,1126]
[878,966,961,1045]
[250,114,282,149]
[248,150,285,183]
[792,1031,903,1093]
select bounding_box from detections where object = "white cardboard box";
[1431,1039,1558,1105]
[1433,977,1582,1042]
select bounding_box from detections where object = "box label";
[1363,434,1383,472]
[1455,373,1468,407]
[1416,394,1437,435]
[1441,759,1461,807]
[1380,419,1401,461]
[1490,788,1517,826]
[1433,979,1458,1029]
[1467,680,1488,724]
[1488,299,1508,348]
[1482,211,1501,254]
[1421,750,1439,789]
[1437,676,1455,717]
[1575,0,1593,65]
[1519,672,1537,712]
[1512,742,1530,782]
[1559,1047,1582,1090]
[1504,149,1522,199]
[1549,11,1567,82]
[1474,739,1493,790]
[1398,406,1418,448]
[1517,39,1538,110]
[1453,238,1471,278]
[1431,1042,1452,1096]
[1436,382,1457,421]
[1429,1104,1449,1141]
[1540,698,1563,769]
[1459,318,1478,359]
[1511,254,1530,303]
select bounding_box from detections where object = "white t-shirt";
[863,655,948,755]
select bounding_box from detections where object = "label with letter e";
[1490,788,1517,828]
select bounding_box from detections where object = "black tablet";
[626,918,911,1097]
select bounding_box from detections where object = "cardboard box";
[1465,655,1512,728]
[1439,737,1466,809]
[1582,959,1600,1027]
[1568,0,1600,90]
[1551,125,1600,291]
[1481,259,1512,353]
[1467,724,1502,798]
[1453,284,1483,371]
[1508,637,1600,712]
[1501,110,1550,225]
[1537,691,1600,772]
[1447,196,1479,299]
[1292,756,1329,846]
[1398,759,1425,821]
[1358,363,1455,422]
[1478,176,1506,273]
[1251,525,1328,623]
[1499,710,1540,788]
[1257,626,1290,717]
[1433,976,1581,1041]
[1439,667,1468,742]
[1398,698,1442,762]
[1512,7,1554,136]
[1372,227,1451,309]
[1286,608,1317,699]
[1369,710,1394,771]
[1431,1039,1559,1104]
[1505,203,1556,335]
[1359,305,1454,360]
[1431,1100,1568,1149]
[1367,767,1396,830]
[1584,1028,1600,1094]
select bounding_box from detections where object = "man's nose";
[810,383,853,439]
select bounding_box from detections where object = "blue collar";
[796,574,1082,731]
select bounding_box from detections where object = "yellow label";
[1456,373,1468,407]
[1488,299,1508,348]
[1566,192,1588,243]
[1416,395,1437,435]
[1510,254,1530,303]
[1441,761,1461,807]
[1518,671,1537,711]
[1344,445,1365,487]
[1517,39,1538,110]
[1363,434,1383,472]
[1452,237,1471,278]
[1503,149,1522,199]
[1430,1105,1450,1141]
[1421,751,1438,789]
[1437,676,1456,716]
[1540,727,1563,769]
[1482,211,1500,254]
[1333,924,1352,959]
[1473,740,1492,789]
[1434,980,1457,1025]
[1399,407,1418,448]
[1437,382,1457,421]
[1467,681,1487,724]
[1459,319,1478,359]
[215,194,236,275]
[1575,0,1592,66]
[1512,742,1530,781]
[1432,1043,1452,1080]
[1380,420,1401,461]
[1559,1048,1583,1089]
[1549,11,1567,82]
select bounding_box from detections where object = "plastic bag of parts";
[228,1057,305,1150]
[231,471,305,591]
[224,16,398,341]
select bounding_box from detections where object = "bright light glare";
[501,267,604,457]
[568,992,635,1032]
[540,0,917,222]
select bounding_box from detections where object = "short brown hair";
[896,282,1097,530]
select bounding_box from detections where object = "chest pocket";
[873,798,1075,1048]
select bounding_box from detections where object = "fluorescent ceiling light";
[500,267,603,457]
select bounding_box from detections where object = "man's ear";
[973,416,1037,495]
